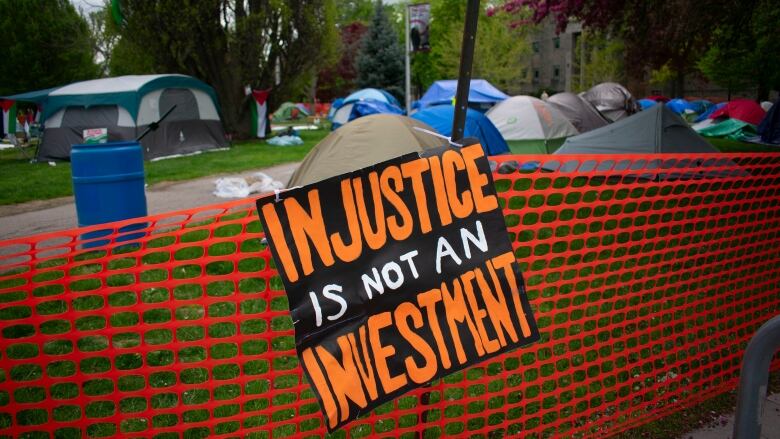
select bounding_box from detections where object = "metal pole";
[733,314,780,439]
[405,5,412,115]
[450,0,481,142]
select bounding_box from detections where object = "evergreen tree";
[356,2,405,102]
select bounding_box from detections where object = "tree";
[118,0,338,138]
[497,0,731,96]
[408,0,530,97]
[0,0,98,95]
[698,0,780,100]
[572,30,625,92]
[87,5,119,77]
[433,3,531,95]
[337,0,375,24]
[317,22,368,101]
[356,2,405,101]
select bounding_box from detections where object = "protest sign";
[256,144,539,431]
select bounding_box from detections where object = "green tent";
[696,118,757,141]
[272,102,310,122]
[556,103,716,154]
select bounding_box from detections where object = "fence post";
[733,314,780,439]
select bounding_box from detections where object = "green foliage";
[117,0,338,137]
[698,0,780,99]
[109,37,157,76]
[648,62,674,90]
[411,0,530,95]
[572,31,625,92]
[356,2,405,101]
[336,0,375,24]
[0,0,98,95]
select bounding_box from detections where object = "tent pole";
[451,0,481,142]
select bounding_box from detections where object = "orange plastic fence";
[1,153,780,439]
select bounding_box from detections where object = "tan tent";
[288,114,444,187]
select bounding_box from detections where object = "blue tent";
[343,88,400,107]
[411,105,509,155]
[695,102,727,122]
[638,99,657,110]
[666,98,696,114]
[417,79,508,109]
[327,98,344,120]
[689,100,712,115]
[349,100,403,119]
[331,88,402,129]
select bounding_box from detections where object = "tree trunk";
[674,69,685,98]
[214,68,252,140]
[757,83,770,102]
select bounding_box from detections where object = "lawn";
[0,132,776,207]
[0,129,329,206]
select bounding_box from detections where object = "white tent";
[486,96,578,153]
[35,74,227,161]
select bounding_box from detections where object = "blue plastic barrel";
[71,141,148,247]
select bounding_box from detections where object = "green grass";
[708,137,779,152]
[0,129,329,206]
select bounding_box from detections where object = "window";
[553,37,560,49]
[533,69,540,82]
[532,41,540,53]
[553,66,560,78]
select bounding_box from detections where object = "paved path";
[680,393,780,439]
[0,162,299,241]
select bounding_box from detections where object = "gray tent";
[556,103,717,154]
[33,75,227,161]
[581,82,639,122]
[547,92,610,133]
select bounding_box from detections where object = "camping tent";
[695,118,757,141]
[486,96,579,154]
[581,82,638,122]
[288,114,443,187]
[556,103,716,154]
[694,102,726,122]
[330,88,400,129]
[411,105,509,155]
[34,75,227,161]
[708,99,765,125]
[758,99,780,144]
[272,102,310,122]
[346,100,404,121]
[546,92,610,133]
[638,99,657,110]
[417,79,508,110]
[666,98,696,115]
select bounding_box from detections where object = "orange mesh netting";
[1,153,779,438]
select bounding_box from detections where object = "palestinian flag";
[250,89,270,138]
[1,100,15,138]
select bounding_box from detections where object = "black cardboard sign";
[256,144,539,431]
